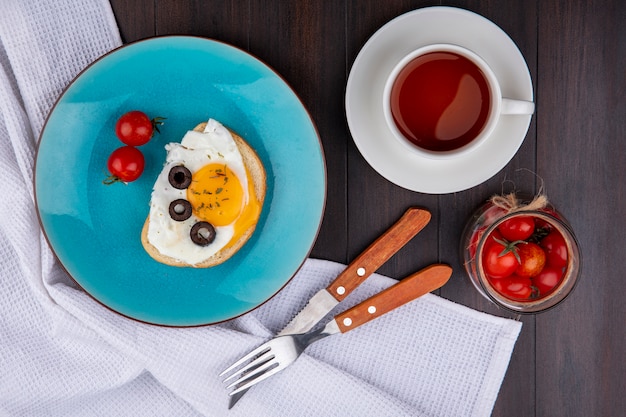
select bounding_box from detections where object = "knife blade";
[278,207,431,336]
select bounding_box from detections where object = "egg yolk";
[186,163,262,247]
[187,164,243,226]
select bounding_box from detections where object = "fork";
[220,263,452,396]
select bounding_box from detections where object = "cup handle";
[501,98,535,115]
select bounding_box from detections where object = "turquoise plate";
[35,36,326,326]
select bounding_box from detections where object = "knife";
[228,207,431,408]
[278,207,431,336]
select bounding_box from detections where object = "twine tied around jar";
[489,192,548,213]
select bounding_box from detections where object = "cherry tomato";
[498,216,535,241]
[115,110,164,146]
[468,227,486,259]
[482,238,519,278]
[484,229,503,249]
[515,242,546,278]
[469,225,506,260]
[540,231,568,268]
[104,146,145,184]
[480,204,507,228]
[540,207,562,220]
[490,274,534,300]
[535,208,562,229]
[532,266,563,296]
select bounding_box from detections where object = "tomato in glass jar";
[461,197,581,314]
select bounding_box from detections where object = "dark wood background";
[108,1,625,416]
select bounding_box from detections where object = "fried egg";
[145,118,262,265]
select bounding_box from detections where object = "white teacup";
[383,43,534,159]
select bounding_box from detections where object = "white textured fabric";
[0,0,522,416]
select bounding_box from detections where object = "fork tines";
[220,345,280,394]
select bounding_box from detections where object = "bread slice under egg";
[141,123,266,268]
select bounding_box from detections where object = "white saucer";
[345,6,534,194]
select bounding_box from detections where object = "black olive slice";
[190,221,216,246]
[168,199,192,221]
[168,165,192,189]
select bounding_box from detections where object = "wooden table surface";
[109,1,625,416]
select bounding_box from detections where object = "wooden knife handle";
[334,264,452,333]
[326,207,431,302]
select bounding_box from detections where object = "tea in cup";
[383,44,534,159]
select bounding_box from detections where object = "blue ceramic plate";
[35,36,326,326]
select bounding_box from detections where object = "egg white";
[146,119,250,265]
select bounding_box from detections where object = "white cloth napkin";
[0,0,522,416]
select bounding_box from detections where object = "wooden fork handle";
[334,264,452,333]
[326,207,431,302]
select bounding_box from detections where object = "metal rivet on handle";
[343,318,352,326]
[367,306,376,314]
[356,267,366,276]
[336,286,346,295]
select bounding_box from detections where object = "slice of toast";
[141,123,266,267]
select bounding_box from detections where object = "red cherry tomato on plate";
[104,146,145,184]
[490,274,534,300]
[532,266,564,296]
[482,237,519,278]
[515,242,546,278]
[115,110,164,146]
[540,231,568,268]
[498,216,535,241]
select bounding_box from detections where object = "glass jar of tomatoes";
[461,197,581,314]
